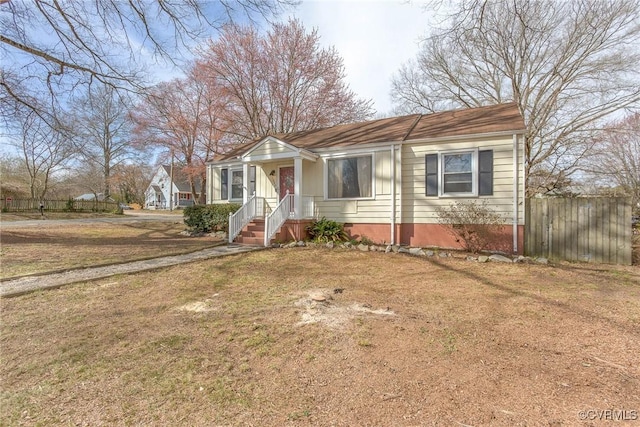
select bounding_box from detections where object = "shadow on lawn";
[424,257,640,337]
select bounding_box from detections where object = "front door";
[279,166,295,201]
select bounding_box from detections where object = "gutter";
[390,144,396,245]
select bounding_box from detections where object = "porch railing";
[228,193,260,243]
[264,192,293,246]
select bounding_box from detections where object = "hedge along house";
[206,103,527,253]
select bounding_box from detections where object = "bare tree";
[392,0,640,195]
[71,84,140,198]
[197,19,374,141]
[131,71,227,204]
[0,153,31,198]
[9,108,73,199]
[0,0,295,121]
[110,162,154,205]
[583,113,640,210]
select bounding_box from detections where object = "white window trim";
[439,149,478,198]
[229,167,244,202]
[324,153,376,201]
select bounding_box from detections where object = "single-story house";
[145,165,201,210]
[206,103,526,253]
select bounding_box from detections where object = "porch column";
[294,157,302,219]
[242,162,249,204]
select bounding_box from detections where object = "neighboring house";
[75,193,115,202]
[206,103,527,253]
[145,165,201,209]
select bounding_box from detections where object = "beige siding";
[401,135,524,224]
[249,140,296,158]
[207,134,524,228]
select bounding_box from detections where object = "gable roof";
[159,165,202,193]
[214,103,526,162]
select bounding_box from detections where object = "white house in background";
[206,103,527,252]
[144,165,201,209]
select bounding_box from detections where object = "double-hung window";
[426,150,493,197]
[230,170,243,200]
[327,155,373,199]
[220,166,256,201]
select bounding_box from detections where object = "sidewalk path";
[1,244,263,298]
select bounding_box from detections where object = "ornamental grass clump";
[306,217,348,243]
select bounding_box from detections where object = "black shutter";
[425,154,438,196]
[479,150,493,196]
[220,168,228,200]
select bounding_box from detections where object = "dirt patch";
[175,294,221,313]
[295,288,395,328]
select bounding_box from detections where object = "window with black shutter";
[425,149,493,197]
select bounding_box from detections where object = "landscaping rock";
[271,242,282,248]
[478,255,490,263]
[438,252,449,258]
[398,246,410,254]
[535,257,549,264]
[343,242,352,249]
[358,244,370,252]
[286,241,297,248]
[391,245,400,253]
[409,247,425,256]
[425,250,435,257]
[385,245,392,253]
[370,245,378,252]
[489,254,513,263]
[325,241,334,249]
[466,256,477,261]
[296,240,306,247]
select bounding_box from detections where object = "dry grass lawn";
[0,219,217,279]
[1,248,639,426]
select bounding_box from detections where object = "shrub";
[183,203,241,233]
[306,217,348,243]
[435,200,507,253]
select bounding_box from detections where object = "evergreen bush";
[183,204,241,233]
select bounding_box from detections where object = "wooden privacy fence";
[1,198,119,213]
[525,197,632,265]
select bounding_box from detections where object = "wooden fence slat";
[525,197,632,265]
[1,198,119,213]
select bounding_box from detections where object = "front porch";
[228,193,316,246]
[218,136,320,246]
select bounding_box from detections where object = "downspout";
[397,115,419,246]
[390,144,396,245]
[512,133,519,254]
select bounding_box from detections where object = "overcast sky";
[288,0,432,116]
